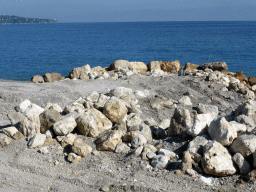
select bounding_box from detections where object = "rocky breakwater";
[2,59,256,190]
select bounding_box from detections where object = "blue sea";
[0,21,255,81]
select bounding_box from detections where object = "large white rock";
[109,87,134,101]
[64,102,86,114]
[187,112,217,137]
[27,133,46,148]
[202,141,236,176]
[208,117,237,146]
[178,96,192,106]
[19,116,40,137]
[235,115,255,132]
[229,121,247,133]
[2,126,23,140]
[230,134,256,157]
[233,153,251,175]
[25,103,44,117]
[158,148,178,160]
[76,108,112,137]
[103,99,127,123]
[151,155,169,169]
[53,116,77,136]
[196,103,218,115]
[15,99,31,113]
[129,62,148,73]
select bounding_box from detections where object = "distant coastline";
[0,15,57,24]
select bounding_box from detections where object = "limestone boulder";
[0,133,13,148]
[115,142,130,154]
[235,101,256,125]
[27,133,46,148]
[72,138,92,157]
[15,99,31,113]
[53,116,77,136]
[64,102,86,114]
[7,112,25,127]
[235,71,248,83]
[158,148,178,160]
[39,109,62,133]
[50,73,62,82]
[2,126,23,140]
[94,94,110,109]
[61,133,77,148]
[122,131,141,142]
[43,73,52,82]
[44,103,63,113]
[31,75,44,83]
[25,104,44,117]
[180,151,193,172]
[103,100,127,123]
[131,134,147,148]
[68,153,82,163]
[109,87,134,101]
[168,108,191,136]
[233,153,251,175]
[208,117,237,146]
[19,116,40,137]
[229,121,246,133]
[202,62,228,73]
[184,63,199,71]
[235,115,255,132]
[230,134,256,157]
[76,108,112,137]
[196,103,218,115]
[69,64,91,79]
[147,61,161,72]
[187,112,217,137]
[109,60,131,70]
[129,62,147,73]
[178,96,192,106]
[91,66,106,75]
[126,114,142,128]
[128,124,153,142]
[95,130,123,152]
[160,60,180,73]
[202,141,236,176]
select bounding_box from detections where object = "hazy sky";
[0,0,256,22]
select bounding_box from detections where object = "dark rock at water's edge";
[0,15,57,24]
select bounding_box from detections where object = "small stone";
[178,96,192,106]
[27,133,46,149]
[131,135,147,148]
[67,153,81,163]
[180,151,192,172]
[151,155,168,169]
[186,169,197,177]
[200,176,212,185]
[92,151,100,156]
[61,133,77,148]
[146,152,156,159]
[72,138,92,157]
[38,147,49,155]
[0,133,13,148]
[134,146,143,156]
[101,185,110,192]
[158,148,178,160]
[175,170,183,176]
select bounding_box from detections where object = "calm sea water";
[0,21,255,81]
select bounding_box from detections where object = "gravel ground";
[0,73,253,192]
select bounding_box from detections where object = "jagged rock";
[27,133,46,148]
[235,101,256,125]
[0,133,13,148]
[109,87,134,101]
[19,116,40,137]
[109,60,131,70]
[187,135,210,155]
[235,115,255,132]
[150,100,174,109]
[143,144,157,153]
[151,155,169,169]
[43,73,52,82]
[230,134,256,157]
[134,146,144,156]
[158,119,170,129]
[31,75,44,83]
[180,151,192,172]
[95,130,123,152]
[130,62,147,72]
[196,103,218,115]
[160,60,180,73]
[50,73,62,82]
[178,96,192,106]
[202,62,228,73]
[42,137,58,147]
[147,61,161,72]
[44,103,62,113]
[187,112,217,137]
[64,102,85,114]
[144,118,157,127]
[235,71,248,83]
[158,148,178,160]
[68,153,81,163]
[38,147,49,155]
[202,141,236,176]
[80,72,89,80]
[2,126,23,140]
[86,92,100,103]
[128,124,153,142]
[25,104,44,117]
[229,121,246,133]
[249,76,256,86]
[245,90,255,99]
[154,128,166,139]
[131,134,147,148]
[39,109,61,133]
[72,138,92,157]
[169,108,191,136]
[61,133,77,148]
[76,108,112,137]
[69,64,91,79]
[208,117,237,146]
[233,153,251,175]
[53,116,77,136]
[7,112,25,127]
[15,99,31,113]
[115,142,130,154]
[112,121,127,135]
[94,94,109,109]
[184,63,199,71]
[146,152,156,159]
[91,66,106,75]
[103,100,127,123]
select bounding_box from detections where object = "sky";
[0,0,256,22]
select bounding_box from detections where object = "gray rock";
[230,134,256,157]
[233,153,251,175]
[61,133,77,148]
[178,96,192,106]
[196,103,218,115]
[115,142,130,154]
[146,152,156,159]
[39,109,62,133]
[7,112,25,127]
[134,145,144,156]
[131,134,147,148]
[28,133,46,148]
[187,135,210,155]
[229,121,247,133]
[151,155,169,169]
[208,117,237,146]
[109,87,134,101]
[64,102,86,114]
[126,114,142,128]
[19,116,40,137]
[235,115,255,132]
[158,148,178,160]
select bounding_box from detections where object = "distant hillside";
[0,15,57,24]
